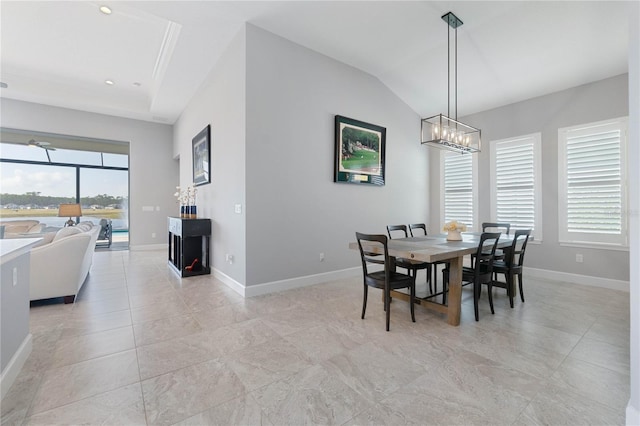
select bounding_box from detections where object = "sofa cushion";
[76,223,92,232]
[53,226,82,242]
[33,231,57,248]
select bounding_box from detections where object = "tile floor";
[0,249,630,425]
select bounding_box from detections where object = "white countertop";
[0,238,42,264]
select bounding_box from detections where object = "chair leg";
[487,283,495,314]
[410,281,416,323]
[385,290,391,331]
[518,273,525,302]
[507,273,514,308]
[361,284,368,319]
[442,268,448,305]
[427,265,433,294]
[473,282,480,321]
[432,264,438,296]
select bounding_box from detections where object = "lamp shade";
[58,203,82,218]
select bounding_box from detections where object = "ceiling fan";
[27,139,57,151]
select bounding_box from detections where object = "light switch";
[13,267,18,286]
[142,206,154,212]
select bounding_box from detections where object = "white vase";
[447,230,462,241]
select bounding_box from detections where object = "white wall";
[244,25,428,287]
[173,27,247,284]
[430,74,630,283]
[626,2,639,424]
[0,98,177,248]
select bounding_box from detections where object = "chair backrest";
[482,222,511,236]
[473,232,501,277]
[356,232,390,276]
[409,223,427,237]
[509,229,531,267]
[386,224,408,239]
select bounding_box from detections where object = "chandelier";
[421,12,481,154]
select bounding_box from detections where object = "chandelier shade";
[421,114,481,154]
[422,11,481,154]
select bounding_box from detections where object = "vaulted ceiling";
[0,1,632,124]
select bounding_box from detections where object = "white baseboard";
[1,334,32,400]
[129,244,167,251]
[214,264,628,298]
[213,267,362,298]
[244,267,361,297]
[627,401,640,426]
[212,268,246,297]
[524,267,630,292]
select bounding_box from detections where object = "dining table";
[349,232,514,326]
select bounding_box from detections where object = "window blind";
[565,128,622,234]
[444,152,474,228]
[558,117,628,247]
[494,140,536,231]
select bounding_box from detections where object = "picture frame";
[334,115,386,186]
[192,125,211,186]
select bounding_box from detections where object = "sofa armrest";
[29,233,92,301]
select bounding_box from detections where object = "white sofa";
[29,222,100,303]
[0,220,45,238]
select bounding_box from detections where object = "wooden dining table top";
[349,233,514,263]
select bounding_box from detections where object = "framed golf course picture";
[334,115,386,186]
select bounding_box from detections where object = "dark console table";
[168,217,211,277]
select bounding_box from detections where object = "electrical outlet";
[234,204,242,214]
[319,252,325,262]
[576,254,583,263]
[226,254,234,264]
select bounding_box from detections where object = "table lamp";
[58,203,82,227]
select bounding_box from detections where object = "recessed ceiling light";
[105,80,114,85]
[99,5,112,15]
[133,82,141,87]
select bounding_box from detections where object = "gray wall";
[173,28,247,284]
[0,98,177,248]
[1,251,30,373]
[244,25,428,286]
[429,74,630,281]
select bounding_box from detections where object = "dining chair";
[387,225,432,293]
[488,229,531,310]
[408,223,448,298]
[355,232,416,331]
[443,232,501,321]
[481,222,511,261]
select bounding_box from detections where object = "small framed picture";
[334,115,386,186]
[192,125,211,186]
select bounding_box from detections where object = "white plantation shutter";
[490,134,542,240]
[442,152,476,230]
[558,118,628,246]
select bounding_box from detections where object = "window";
[440,151,478,230]
[490,133,542,241]
[1,141,130,244]
[558,117,628,247]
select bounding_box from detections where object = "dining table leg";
[446,256,463,326]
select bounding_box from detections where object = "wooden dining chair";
[481,222,510,261]
[387,225,432,294]
[408,223,448,298]
[443,232,501,321]
[488,229,531,310]
[356,232,416,331]
[408,223,427,237]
